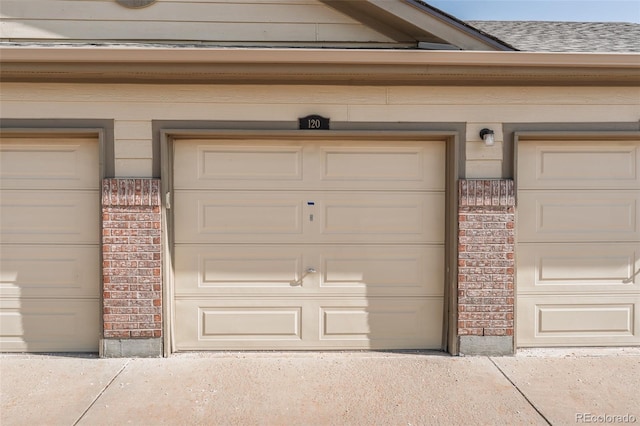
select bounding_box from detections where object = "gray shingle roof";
[467,21,640,52]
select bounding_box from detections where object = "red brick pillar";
[101,178,162,357]
[457,179,515,355]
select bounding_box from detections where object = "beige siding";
[465,122,503,178]
[0,0,394,44]
[113,120,153,177]
[347,104,638,124]
[1,84,639,178]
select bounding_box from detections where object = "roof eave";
[320,0,517,51]
[405,0,518,51]
[1,47,638,86]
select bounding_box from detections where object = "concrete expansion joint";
[72,359,131,426]
[488,357,552,426]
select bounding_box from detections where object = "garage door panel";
[175,245,443,297]
[176,191,442,244]
[0,190,99,244]
[175,299,308,349]
[200,201,300,235]
[201,307,302,340]
[174,139,446,191]
[517,295,639,347]
[175,298,442,350]
[174,142,304,188]
[321,192,444,243]
[175,191,304,242]
[320,245,444,296]
[0,299,100,352]
[518,141,640,189]
[517,243,640,293]
[518,191,639,242]
[0,137,99,190]
[175,245,305,293]
[199,257,299,288]
[318,143,445,190]
[0,245,100,298]
[320,298,442,348]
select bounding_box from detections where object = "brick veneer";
[99,177,516,356]
[101,179,162,356]
[457,179,515,355]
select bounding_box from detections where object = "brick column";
[101,178,162,357]
[457,179,515,356]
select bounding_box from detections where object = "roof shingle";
[468,21,640,52]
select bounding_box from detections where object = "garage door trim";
[160,128,460,354]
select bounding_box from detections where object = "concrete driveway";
[1,349,639,425]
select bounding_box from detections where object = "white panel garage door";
[173,138,446,350]
[517,138,640,347]
[0,136,100,352]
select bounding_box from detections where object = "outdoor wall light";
[480,128,495,146]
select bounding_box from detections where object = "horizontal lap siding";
[5,85,638,104]
[1,1,355,23]
[0,0,393,43]
[1,21,390,42]
[1,83,638,178]
[3,101,636,122]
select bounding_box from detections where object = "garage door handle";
[290,267,317,286]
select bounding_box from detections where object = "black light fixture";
[479,128,495,146]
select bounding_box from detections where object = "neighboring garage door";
[173,138,445,350]
[516,137,640,347]
[0,135,100,352]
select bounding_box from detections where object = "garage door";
[516,137,640,347]
[0,135,100,352]
[173,138,445,350]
